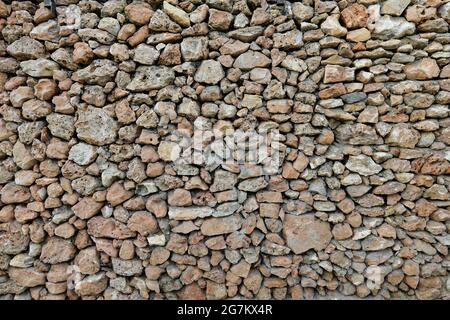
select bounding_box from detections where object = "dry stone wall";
[0,0,449,300]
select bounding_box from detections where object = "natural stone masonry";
[0,0,449,300]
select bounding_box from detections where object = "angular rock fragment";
[40,238,76,264]
[149,10,182,33]
[181,37,208,61]
[87,217,136,239]
[283,214,332,254]
[194,60,225,84]
[75,107,118,146]
[323,65,355,83]
[20,59,59,77]
[0,222,29,255]
[273,29,303,49]
[1,183,31,204]
[372,16,415,40]
[7,37,45,60]
[201,215,243,236]
[127,66,175,91]
[404,58,440,80]
[72,59,118,85]
[72,197,103,220]
[386,124,420,148]
[238,177,268,192]
[341,4,368,29]
[133,44,159,65]
[75,273,108,296]
[168,207,214,220]
[46,113,75,141]
[163,1,190,28]
[68,143,97,166]
[381,0,411,16]
[346,155,382,176]
[112,258,143,276]
[9,267,46,287]
[233,51,271,70]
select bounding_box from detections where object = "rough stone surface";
[0,0,448,301]
[40,238,76,264]
[283,214,332,254]
[127,66,175,91]
[346,155,383,176]
[404,58,440,80]
[194,60,225,84]
[75,107,118,146]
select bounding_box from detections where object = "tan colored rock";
[346,155,382,176]
[323,65,355,83]
[194,59,225,84]
[386,124,421,148]
[73,42,94,65]
[72,197,103,219]
[168,189,192,206]
[34,79,57,100]
[1,183,31,204]
[341,4,368,29]
[381,0,411,16]
[283,214,332,254]
[411,154,450,175]
[292,2,314,23]
[9,267,46,287]
[406,5,436,23]
[40,237,76,264]
[208,9,233,31]
[233,51,271,70]
[321,15,347,37]
[178,283,206,300]
[74,273,108,296]
[125,3,153,25]
[404,58,440,80]
[293,152,309,172]
[106,182,133,206]
[163,1,190,28]
[87,216,136,239]
[332,223,353,240]
[0,222,29,255]
[7,36,45,60]
[347,28,371,42]
[13,141,36,170]
[115,99,136,124]
[201,215,243,236]
[168,206,213,220]
[362,236,395,251]
[75,106,118,146]
[128,26,149,46]
[74,247,100,275]
[128,211,158,236]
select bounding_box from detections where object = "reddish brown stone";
[411,155,450,175]
[341,4,368,29]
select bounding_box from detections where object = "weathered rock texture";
[0,0,449,300]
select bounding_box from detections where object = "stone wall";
[0,0,449,300]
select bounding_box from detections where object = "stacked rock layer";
[0,0,449,300]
